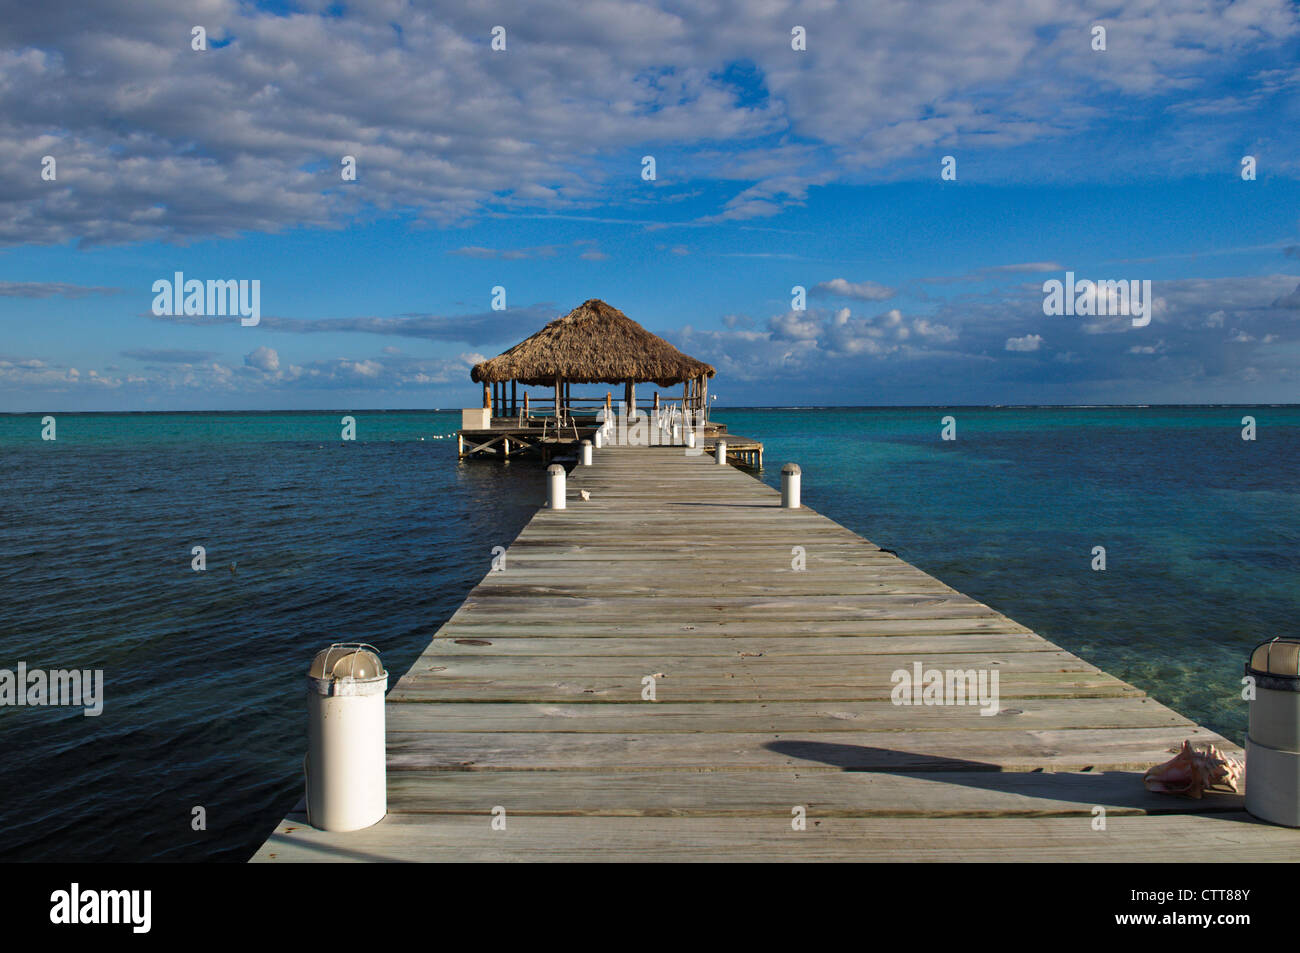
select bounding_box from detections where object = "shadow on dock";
[766,739,1248,816]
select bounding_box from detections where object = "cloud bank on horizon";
[1,0,1299,409]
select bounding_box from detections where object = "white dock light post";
[686,428,696,449]
[781,463,801,509]
[593,427,603,449]
[580,438,593,466]
[715,439,727,465]
[305,644,388,832]
[547,463,566,509]
[1245,638,1300,826]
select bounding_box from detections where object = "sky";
[2,0,1299,411]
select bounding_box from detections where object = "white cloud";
[0,281,122,298]
[914,319,958,343]
[814,278,897,301]
[983,262,1062,274]
[769,310,822,341]
[1005,334,1043,352]
[3,1,1295,243]
[244,346,280,372]
[450,245,560,260]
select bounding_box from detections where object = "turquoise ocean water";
[0,407,1295,861]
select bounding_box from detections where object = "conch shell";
[1143,740,1243,798]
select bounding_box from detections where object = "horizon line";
[3,403,1297,416]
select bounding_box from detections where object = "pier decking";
[253,446,1300,862]
[457,417,763,467]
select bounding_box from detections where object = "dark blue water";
[0,407,1295,861]
[0,411,541,862]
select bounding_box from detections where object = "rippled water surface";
[0,411,539,861]
[1,407,1296,860]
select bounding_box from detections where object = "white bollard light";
[547,463,566,509]
[305,644,388,832]
[781,462,802,509]
[1245,638,1300,826]
[686,429,696,449]
[715,440,727,465]
[580,439,592,466]
[594,428,603,449]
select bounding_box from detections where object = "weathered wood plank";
[419,633,1057,657]
[254,812,1298,863]
[431,618,1039,637]
[387,671,1143,703]
[403,650,1098,678]
[384,697,1194,734]
[377,767,1237,817]
[381,727,1231,773]
[250,445,1263,864]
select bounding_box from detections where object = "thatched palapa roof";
[471,299,716,387]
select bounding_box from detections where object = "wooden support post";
[524,392,530,419]
[511,380,517,417]
[483,382,491,410]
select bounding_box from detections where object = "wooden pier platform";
[458,418,763,468]
[252,446,1299,862]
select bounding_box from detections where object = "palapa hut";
[470,299,715,424]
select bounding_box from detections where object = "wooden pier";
[457,412,763,468]
[456,422,595,463]
[253,445,1300,862]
